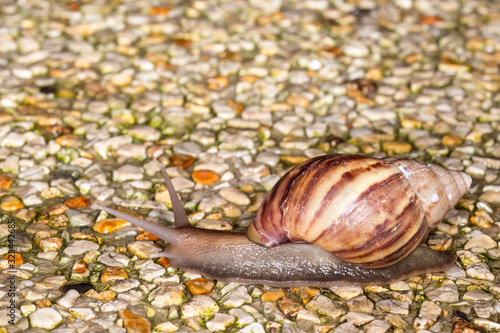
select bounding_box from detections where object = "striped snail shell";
[247,154,471,268]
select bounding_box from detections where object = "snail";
[92,154,471,287]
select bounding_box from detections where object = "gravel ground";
[1,0,500,332]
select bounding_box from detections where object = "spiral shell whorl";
[247,154,471,268]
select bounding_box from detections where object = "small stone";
[71,260,90,279]
[57,289,80,308]
[464,234,497,250]
[154,321,179,333]
[90,185,115,201]
[0,174,14,189]
[186,278,215,295]
[1,132,26,147]
[63,240,99,256]
[110,73,133,87]
[478,191,500,204]
[69,307,96,321]
[64,196,91,209]
[170,155,194,169]
[29,308,62,329]
[119,309,151,333]
[126,125,161,141]
[466,263,495,281]
[149,284,185,307]
[277,297,303,317]
[442,134,462,146]
[463,289,494,301]
[306,294,345,319]
[426,285,459,303]
[110,279,140,293]
[206,313,235,332]
[229,308,255,327]
[84,289,116,302]
[376,300,409,315]
[140,262,166,281]
[346,296,374,313]
[330,286,363,300]
[127,241,162,258]
[93,218,130,233]
[101,266,128,283]
[98,252,130,267]
[363,319,392,333]
[413,301,441,330]
[192,170,220,185]
[0,195,23,212]
[341,311,375,326]
[181,295,219,319]
[223,285,252,308]
[219,187,250,205]
[382,141,412,155]
[331,322,362,333]
[113,164,144,182]
[472,318,500,330]
[261,290,286,302]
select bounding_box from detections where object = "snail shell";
[247,154,471,268]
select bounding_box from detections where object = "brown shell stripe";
[284,155,382,244]
[306,161,389,242]
[332,195,429,266]
[249,155,327,246]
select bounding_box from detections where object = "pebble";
[181,295,220,319]
[93,218,130,234]
[219,187,250,205]
[346,295,374,313]
[148,284,185,307]
[464,234,497,250]
[375,300,410,316]
[0,195,23,212]
[110,279,140,293]
[465,263,495,281]
[463,289,494,301]
[127,241,162,258]
[119,309,151,333]
[69,307,96,321]
[63,240,99,256]
[330,286,363,300]
[139,262,165,282]
[29,307,63,329]
[101,266,128,283]
[206,313,236,331]
[341,311,375,325]
[222,285,252,308]
[363,319,392,333]
[306,294,346,319]
[426,284,459,303]
[113,164,144,182]
[57,289,80,308]
[186,278,215,295]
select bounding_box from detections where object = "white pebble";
[29,308,62,329]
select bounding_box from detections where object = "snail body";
[92,154,471,287]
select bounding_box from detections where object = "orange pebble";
[0,174,14,189]
[136,231,159,241]
[3,253,23,266]
[93,219,129,234]
[186,278,215,295]
[64,196,91,208]
[192,170,220,185]
[170,155,194,169]
[156,257,170,268]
